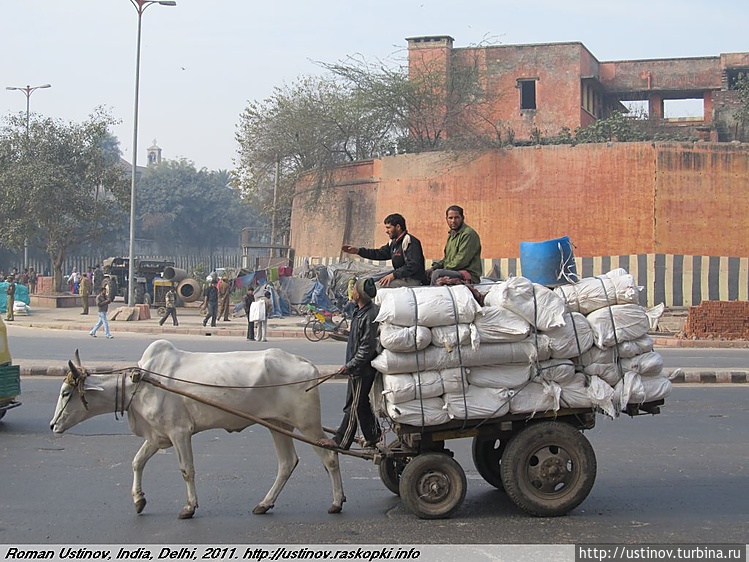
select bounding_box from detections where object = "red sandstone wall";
[290,142,749,262]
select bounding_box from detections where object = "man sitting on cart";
[341,213,427,288]
[319,277,381,450]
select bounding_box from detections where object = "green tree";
[136,159,252,253]
[0,109,129,291]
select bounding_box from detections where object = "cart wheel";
[379,457,409,496]
[471,437,506,491]
[399,453,466,519]
[304,320,326,342]
[500,421,596,517]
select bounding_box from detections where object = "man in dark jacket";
[202,279,219,327]
[342,213,427,287]
[320,277,381,450]
[243,287,255,340]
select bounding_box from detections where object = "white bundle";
[612,371,646,410]
[444,386,511,420]
[586,304,651,348]
[640,374,672,402]
[473,305,531,343]
[381,371,443,404]
[578,335,654,365]
[375,285,481,327]
[582,362,624,387]
[620,351,664,376]
[484,277,566,330]
[439,367,469,393]
[372,337,552,375]
[430,324,479,350]
[383,396,450,426]
[533,359,578,385]
[554,270,640,314]
[543,312,594,358]
[466,364,532,389]
[509,380,562,415]
[379,323,432,352]
[558,376,616,418]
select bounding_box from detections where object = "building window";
[518,79,537,110]
[727,68,749,90]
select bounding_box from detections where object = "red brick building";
[406,35,749,142]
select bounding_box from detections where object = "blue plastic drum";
[519,236,577,287]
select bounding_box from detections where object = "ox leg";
[252,426,298,515]
[132,440,159,514]
[300,423,346,514]
[171,431,199,520]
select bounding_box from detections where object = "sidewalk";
[6,302,749,382]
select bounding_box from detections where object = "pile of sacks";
[371,269,671,426]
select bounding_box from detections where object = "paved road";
[2,380,748,545]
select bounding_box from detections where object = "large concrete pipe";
[163,266,188,283]
[176,278,201,303]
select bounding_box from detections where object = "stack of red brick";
[683,301,749,340]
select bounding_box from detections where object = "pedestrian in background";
[79,274,92,315]
[243,287,255,340]
[159,286,179,327]
[218,275,232,322]
[5,276,16,322]
[250,290,272,342]
[28,268,37,294]
[89,286,113,338]
[92,264,103,294]
[202,278,219,327]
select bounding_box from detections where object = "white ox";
[50,340,345,519]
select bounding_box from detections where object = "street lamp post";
[127,0,176,306]
[5,83,52,270]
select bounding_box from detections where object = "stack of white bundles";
[484,277,567,330]
[473,305,531,343]
[431,323,479,350]
[379,323,432,352]
[554,269,640,314]
[375,285,481,327]
[586,304,650,349]
[543,312,594,359]
[372,337,552,375]
[444,386,511,420]
[384,396,450,426]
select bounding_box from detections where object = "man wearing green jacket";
[427,205,483,284]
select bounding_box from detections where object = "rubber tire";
[399,453,467,519]
[472,436,506,491]
[379,457,408,496]
[500,421,597,517]
[304,320,326,342]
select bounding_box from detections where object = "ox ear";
[74,349,82,367]
[83,380,103,392]
[68,361,82,380]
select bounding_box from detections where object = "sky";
[2,0,748,172]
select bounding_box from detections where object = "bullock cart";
[370,399,663,520]
[141,371,662,520]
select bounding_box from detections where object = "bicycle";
[303,304,349,342]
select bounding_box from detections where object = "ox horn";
[68,360,82,380]
[74,349,82,367]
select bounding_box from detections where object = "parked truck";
[101,257,175,305]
